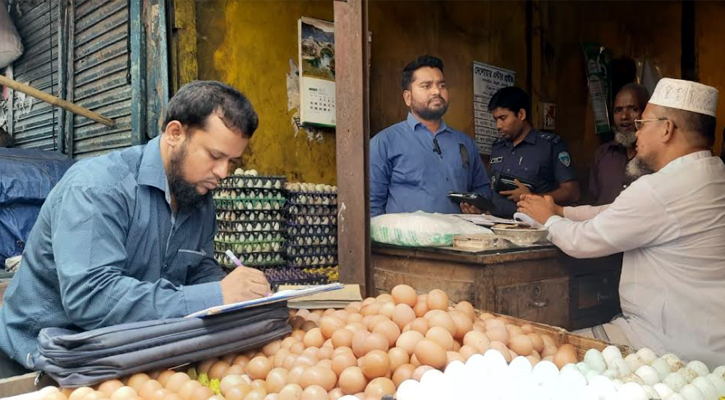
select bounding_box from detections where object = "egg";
[679,383,706,400]
[300,366,337,392]
[424,311,455,336]
[584,349,607,373]
[245,388,268,400]
[687,361,710,378]
[164,373,191,393]
[651,357,672,380]
[489,341,512,363]
[463,330,490,353]
[425,327,454,351]
[331,329,354,349]
[662,353,685,372]
[351,331,370,358]
[485,327,509,344]
[363,378,395,399]
[177,380,203,400]
[448,311,473,341]
[110,387,137,400]
[395,331,424,356]
[413,339,447,369]
[304,329,326,348]
[412,298,429,318]
[320,317,345,339]
[99,381,125,396]
[425,290,449,311]
[392,364,416,387]
[406,318,429,335]
[372,320,400,348]
[508,334,534,356]
[363,332,390,354]
[247,356,274,380]
[706,373,725,396]
[278,384,303,400]
[338,367,367,395]
[300,385,328,400]
[189,386,214,400]
[412,365,435,381]
[331,353,358,377]
[69,388,95,400]
[361,350,390,379]
[665,372,689,392]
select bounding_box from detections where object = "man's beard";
[168,142,206,209]
[626,156,655,179]
[412,97,448,121]
[614,128,637,148]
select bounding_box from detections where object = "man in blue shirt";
[488,87,580,217]
[0,81,270,376]
[370,55,491,217]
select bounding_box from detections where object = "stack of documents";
[278,284,363,309]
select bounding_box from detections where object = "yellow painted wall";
[368,1,528,140]
[196,1,336,184]
[696,1,725,156]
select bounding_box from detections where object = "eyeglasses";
[634,118,668,130]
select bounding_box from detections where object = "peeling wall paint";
[196,1,336,185]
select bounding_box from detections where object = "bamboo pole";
[0,74,115,127]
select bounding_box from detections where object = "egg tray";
[285,204,337,216]
[214,198,286,211]
[216,220,284,233]
[288,234,337,247]
[215,210,285,222]
[288,254,338,268]
[285,193,337,206]
[287,215,337,226]
[269,277,329,292]
[302,266,339,282]
[286,245,338,257]
[214,251,286,267]
[214,231,285,243]
[219,176,286,190]
[214,187,286,200]
[286,224,336,236]
[213,241,285,254]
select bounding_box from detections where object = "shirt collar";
[406,112,450,136]
[138,136,169,198]
[659,150,713,173]
[505,128,537,148]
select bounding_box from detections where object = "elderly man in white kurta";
[518,78,725,368]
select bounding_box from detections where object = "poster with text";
[473,62,515,154]
[299,17,335,128]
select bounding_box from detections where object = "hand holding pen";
[219,250,272,304]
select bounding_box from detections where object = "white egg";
[577,362,592,375]
[705,373,725,396]
[635,365,660,385]
[635,348,658,365]
[691,376,718,400]
[586,349,608,373]
[234,168,244,176]
[612,379,624,390]
[604,369,619,379]
[666,371,689,392]
[481,349,509,374]
[653,382,674,399]
[558,369,587,400]
[530,360,559,385]
[713,366,725,379]
[602,346,624,368]
[625,354,645,373]
[668,394,687,400]
[396,380,422,400]
[611,358,632,378]
[621,373,645,385]
[561,363,580,374]
[508,356,533,380]
[586,369,604,383]
[679,383,706,400]
[651,358,672,381]
[588,375,617,398]
[662,353,685,372]
[681,368,701,383]
[618,382,648,400]
[687,361,710,378]
[641,385,660,399]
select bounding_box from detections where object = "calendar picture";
[299,17,336,128]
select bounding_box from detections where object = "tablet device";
[495,174,535,193]
[448,192,495,212]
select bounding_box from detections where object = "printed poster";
[473,62,515,154]
[299,17,336,128]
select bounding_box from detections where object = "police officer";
[484,87,580,217]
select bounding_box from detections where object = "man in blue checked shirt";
[0,81,271,377]
[370,55,492,217]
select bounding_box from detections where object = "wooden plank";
[0,372,42,397]
[334,0,370,295]
[372,243,560,266]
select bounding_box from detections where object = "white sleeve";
[545,180,678,259]
[562,205,610,221]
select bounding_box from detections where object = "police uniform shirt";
[489,129,576,194]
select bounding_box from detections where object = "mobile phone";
[495,174,535,193]
[448,192,494,211]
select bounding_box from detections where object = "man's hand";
[500,179,532,202]
[517,194,562,225]
[460,202,482,214]
[220,266,271,304]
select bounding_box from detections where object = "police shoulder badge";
[558,151,571,167]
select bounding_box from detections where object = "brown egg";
[262,341,282,358]
[409,354,420,367]
[332,310,349,322]
[363,332,389,354]
[247,356,273,380]
[99,381,125,396]
[125,375,150,393]
[282,355,299,371]
[413,339,446,369]
[300,385,328,400]
[110,387,137,400]
[387,347,409,372]
[319,317,345,339]
[446,351,465,366]
[290,316,306,330]
[289,342,305,355]
[288,365,307,385]
[526,355,540,367]
[449,311,473,341]
[472,322,486,332]
[541,345,558,358]
[265,368,290,394]
[333,346,354,357]
[244,388,268,400]
[553,344,578,369]
[361,297,376,306]
[305,316,320,326]
[372,320,400,348]
[317,346,334,361]
[300,366,337,392]
[291,330,306,342]
[364,378,395,398]
[281,337,298,350]
[486,327,509,344]
[273,349,291,368]
[483,318,504,330]
[304,328,325,348]
[412,298,428,318]
[361,350,390,379]
[69,387,95,400]
[346,314,363,324]
[391,285,417,307]
[198,359,218,375]
[296,355,318,368]
[508,335,534,356]
[327,388,343,400]
[390,304,416,330]
[453,341,461,352]
[351,330,370,358]
[541,334,557,347]
[406,318,429,335]
[316,360,333,370]
[359,303,381,317]
[331,353,358,377]
[458,345,479,361]
[391,364,415,387]
[151,388,172,400]
[277,384,303,400]
[233,355,252,368]
[425,290,449,311]
[377,303,396,319]
[331,329,353,349]
[251,379,268,390]
[219,375,247,396]
[296,309,311,318]
[177,380,203,400]
[163,372,190,393]
[376,294,394,303]
[528,333,545,353]
[489,341,512,362]
[425,326,454,351]
[338,366,367,395]
[454,301,475,320]
[395,330,424,356]
[424,311,455,336]
[302,346,321,359]
[206,396,224,400]
[81,392,108,400]
[506,325,524,338]
[344,322,367,334]
[463,330,490,353]
[43,393,68,400]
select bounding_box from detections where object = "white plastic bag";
[0,0,23,68]
[371,211,492,247]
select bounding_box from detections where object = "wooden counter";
[371,243,622,330]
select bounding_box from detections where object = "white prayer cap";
[649,78,718,117]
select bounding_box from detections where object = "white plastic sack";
[0,0,23,68]
[371,211,492,247]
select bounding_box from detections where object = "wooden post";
[0,75,114,127]
[334,0,371,296]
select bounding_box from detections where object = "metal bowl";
[490,224,549,246]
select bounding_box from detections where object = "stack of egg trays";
[303,266,339,283]
[284,188,339,275]
[262,267,329,291]
[213,175,288,270]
